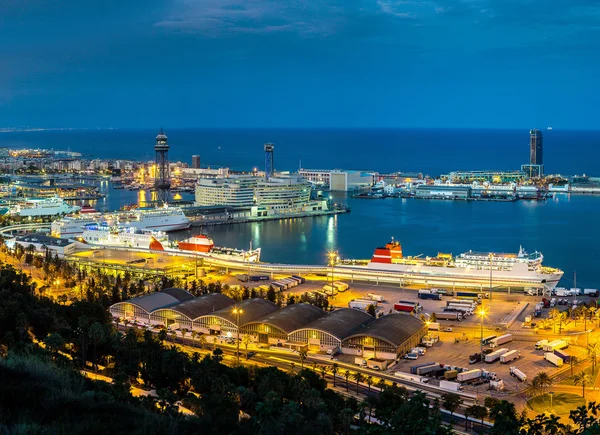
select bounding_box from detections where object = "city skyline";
[2,1,600,129]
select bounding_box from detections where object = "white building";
[299,169,377,191]
[9,234,76,258]
[180,167,230,180]
[195,175,257,207]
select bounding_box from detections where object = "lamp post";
[232,306,243,364]
[549,391,554,414]
[489,253,493,301]
[328,251,337,296]
[478,306,487,358]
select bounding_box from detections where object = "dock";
[188,208,349,227]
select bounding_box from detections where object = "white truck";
[545,352,564,367]
[500,350,521,363]
[447,304,473,315]
[535,339,549,350]
[427,322,440,331]
[554,287,572,297]
[439,380,462,392]
[509,367,527,382]
[167,322,180,331]
[490,334,513,348]
[334,281,349,292]
[543,340,568,352]
[349,299,374,310]
[395,372,429,384]
[457,369,482,382]
[368,293,384,302]
[355,357,367,367]
[584,288,599,297]
[485,348,509,363]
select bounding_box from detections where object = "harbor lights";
[232,306,243,364]
[478,306,488,358]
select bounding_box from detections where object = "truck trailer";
[500,350,521,363]
[418,290,442,300]
[394,372,429,384]
[434,312,463,321]
[554,349,572,363]
[545,352,564,367]
[509,367,527,382]
[490,334,513,348]
[457,369,482,382]
[394,303,418,313]
[439,380,462,392]
[543,340,568,352]
[349,299,374,310]
[485,348,509,363]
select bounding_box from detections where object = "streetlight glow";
[233,307,243,364]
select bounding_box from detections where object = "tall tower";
[154,128,171,204]
[264,143,274,180]
[192,155,201,169]
[529,129,543,165]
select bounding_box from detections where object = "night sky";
[1,0,599,129]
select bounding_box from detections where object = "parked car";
[443,327,453,332]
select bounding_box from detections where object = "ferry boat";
[9,196,81,217]
[359,240,563,291]
[51,205,190,237]
[80,223,168,250]
[177,234,261,262]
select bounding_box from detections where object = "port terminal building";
[7,234,76,258]
[442,170,527,184]
[110,294,427,360]
[298,169,377,192]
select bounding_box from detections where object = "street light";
[328,250,337,296]
[489,253,493,301]
[478,306,487,358]
[549,391,554,414]
[232,306,243,364]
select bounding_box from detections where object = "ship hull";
[178,242,213,253]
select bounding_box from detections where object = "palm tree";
[366,375,373,396]
[344,370,351,392]
[190,330,198,348]
[289,362,296,374]
[319,365,327,381]
[570,355,580,377]
[582,306,590,330]
[376,379,386,394]
[588,341,600,374]
[298,348,307,370]
[88,322,105,371]
[549,308,560,333]
[468,404,488,433]
[574,372,592,398]
[198,334,207,350]
[331,363,339,387]
[180,328,189,345]
[442,392,463,423]
[352,372,364,394]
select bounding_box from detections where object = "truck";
[534,303,543,317]
[485,348,509,363]
[416,363,441,376]
[500,350,521,363]
[490,334,513,348]
[509,366,527,382]
[394,372,429,383]
[349,299,374,310]
[439,380,462,392]
[457,369,482,382]
[490,379,505,391]
[355,357,367,367]
[167,322,180,331]
[545,352,564,367]
[334,281,349,292]
[444,370,458,380]
[447,304,473,315]
[554,287,572,297]
[481,335,497,345]
[543,340,568,352]
[434,312,463,321]
[418,290,442,300]
[394,302,419,313]
[404,352,419,360]
[554,349,572,363]
[584,288,599,297]
[535,339,549,350]
[433,288,452,296]
[323,284,337,295]
[368,293,384,302]
[427,322,440,331]
[410,363,435,375]
[249,275,270,282]
[446,299,476,308]
[291,275,305,283]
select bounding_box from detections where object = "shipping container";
[543,340,568,352]
[439,380,461,392]
[500,350,521,363]
[446,299,477,308]
[394,303,417,313]
[249,275,270,281]
[416,363,441,376]
[545,352,564,367]
[490,334,513,348]
[554,349,572,363]
[434,312,463,321]
[410,363,435,375]
[443,370,458,380]
[485,348,509,363]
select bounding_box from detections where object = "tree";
[532,372,552,396]
[331,363,339,387]
[366,375,373,396]
[88,322,105,371]
[352,372,364,394]
[376,379,386,394]
[574,372,592,398]
[319,365,327,381]
[198,334,207,350]
[344,370,351,392]
[242,334,251,358]
[298,348,307,370]
[191,330,198,347]
[588,341,600,374]
[570,355,580,377]
[488,400,520,435]
[442,392,463,423]
[44,332,65,360]
[468,404,488,433]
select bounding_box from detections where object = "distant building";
[529,129,543,165]
[415,184,472,199]
[299,168,377,191]
[195,175,257,207]
[446,170,526,184]
[8,234,76,258]
[180,167,230,180]
[191,155,201,169]
[264,143,275,180]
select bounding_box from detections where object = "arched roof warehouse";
[206,298,279,326]
[290,308,374,340]
[344,313,426,347]
[110,288,193,316]
[150,293,235,323]
[244,303,326,334]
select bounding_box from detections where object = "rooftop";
[165,293,235,320]
[120,288,193,313]
[209,298,279,325]
[16,234,73,247]
[300,308,374,339]
[344,313,426,347]
[250,303,326,333]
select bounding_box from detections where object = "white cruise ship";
[51,206,190,237]
[10,196,81,217]
[81,223,168,250]
[355,240,563,291]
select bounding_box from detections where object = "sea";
[1,128,599,288]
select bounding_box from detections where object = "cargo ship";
[358,239,563,290]
[51,205,190,237]
[80,223,168,250]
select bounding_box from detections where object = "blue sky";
[1,0,599,128]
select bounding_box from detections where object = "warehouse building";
[149,293,235,331]
[342,314,427,360]
[195,298,279,335]
[287,308,373,353]
[109,288,194,323]
[241,303,326,346]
